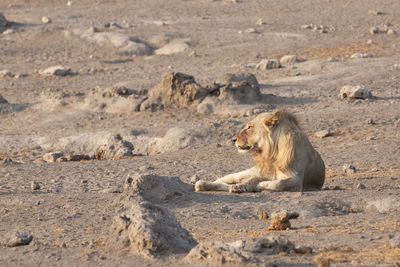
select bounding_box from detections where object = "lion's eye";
[247,125,252,130]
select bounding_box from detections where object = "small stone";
[41,17,51,24]
[315,130,331,138]
[339,85,372,100]
[256,59,281,70]
[244,28,259,34]
[14,73,28,78]
[357,183,366,189]
[2,232,33,247]
[294,246,312,254]
[43,152,65,162]
[67,1,73,6]
[101,188,122,193]
[31,181,40,190]
[2,28,16,35]
[0,70,14,78]
[280,55,297,65]
[256,18,266,25]
[366,118,376,125]
[343,164,356,174]
[367,39,373,45]
[372,168,379,172]
[301,24,312,30]
[350,53,364,59]
[369,26,379,35]
[269,211,299,230]
[368,10,383,15]
[40,66,72,76]
[387,29,396,35]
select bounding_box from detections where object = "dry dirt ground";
[1,0,400,266]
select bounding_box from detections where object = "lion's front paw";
[229,184,246,194]
[194,180,208,192]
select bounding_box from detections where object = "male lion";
[194,110,325,193]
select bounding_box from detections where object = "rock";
[387,29,396,35]
[244,28,259,34]
[147,72,208,108]
[0,94,8,104]
[71,28,151,56]
[0,70,14,78]
[155,39,190,55]
[251,236,295,253]
[95,134,134,160]
[2,232,33,247]
[280,55,297,65]
[315,130,331,138]
[211,73,261,104]
[350,53,364,59]
[256,18,266,25]
[40,65,72,76]
[369,26,379,34]
[256,59,281,70]
[368,10,383,15]
[2,28,16,35]
[343,164,356,174]
[294,246,312,254]
[67,1,73,6]
[31,181,40,190]
[269,211,299,230]
[41,16,51,24]
[339,85,372,100]
[111,173,196,257]
[66,153,92,161]
[301,24,312,30]
[147,34,172,47]
[357,183,366,189]
[43,151,65,162]
[185,241,254,264]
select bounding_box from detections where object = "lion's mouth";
[237,145,253,151]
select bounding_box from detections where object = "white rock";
[41,16,51,24]
[342,164,356,174]
[2,28,16,35]
[0,70,13,78]
[155,40,190,55]
[256,18,266,25]
[40,65,71,76]
[350,53,364,59]
[256,59,281,70]
[387,29,396,35]
[280,55,297,65]
[315,130,331,138]
[339,85,372,100]
[369,26,379,34]
[67,1,73,6]
[43,151,65,162]
[244,28,259,34]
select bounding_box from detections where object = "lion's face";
[232,112,279,154]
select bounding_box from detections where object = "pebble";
[41,16,51,24]
[343,164,356,174]
[350,53,364,59]
[39,66,72,76]
[369,26,379,35]
[31,181,40,190]
[387,29,396,35]
[314,130,331,138]
[244,28,259,34]
[2,232,33,247]
[368,10,383,15]
[256,18,266,25]
[256,59,281,70]
[101,188,122,193]
[2,28,16,35]
[67,1,73,6]
[357,183,366,189]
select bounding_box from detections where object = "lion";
[194,110,325,193]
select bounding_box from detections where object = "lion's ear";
[263,111,281,129]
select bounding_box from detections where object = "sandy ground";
[1,0,400,266]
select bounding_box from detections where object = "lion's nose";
[232,137,237,143]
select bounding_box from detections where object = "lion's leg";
[194,180,230,192]
[214,167,257,184]
[256,175,303,192]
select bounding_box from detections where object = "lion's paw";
[229,184,246,194]
[194,180,208,192]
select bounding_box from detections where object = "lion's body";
[194,110,325,193]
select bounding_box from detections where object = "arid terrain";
[1,0,400,266]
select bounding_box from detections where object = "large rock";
[111,173,196,257]
[145,72,208,109]
[210,73,262,104]
[155,39,190,55]
[1,232,33,247]
[185,241,254,264]
[339,85,372,100]
[95,134,134,160]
